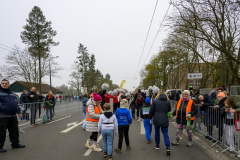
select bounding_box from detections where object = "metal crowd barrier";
[17,99,82,133]
[169,100,177,113]
[194,105,240,155]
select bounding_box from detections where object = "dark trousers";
[113,103,118,114]
[136,102,142,118]
[118,125,130,149]
[38,104,41,118]
[0,117,20,148]
[30,104,37,125]
[218,123,223,141]
[207,126,213,137]
[117,102,120,109]
[90,132,98,141]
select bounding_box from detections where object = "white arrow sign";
[188,73,202,79]
[67,121,78,127]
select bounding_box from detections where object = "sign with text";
[188,73,202,79]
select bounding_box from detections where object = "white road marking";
[141,121,145,134]
[84,135,103,156]
[47,116,71,124]
[19,119,42,127]
[194,136,199,140]
[67,121,78,127]
[60,120,84,133]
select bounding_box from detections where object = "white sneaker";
[92,144,102,152]
[85,140,93,149]
[229,146,234,152]
[137,118,141,121]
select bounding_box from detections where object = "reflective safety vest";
[176,99,194,120]
[86,104,101,122]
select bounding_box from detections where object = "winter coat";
[45,95,55,105]
[172,99,197,125]
[113,91,120,103]
[169,91,180,101]
[134,91,146,106]
[115,107,132,125]
[0,86,21,117]
[100,90,106,108]
[82,98,88,113]
[104,94,113,103]
[26,92,44,103]
[86,99,101,132]
[140,103,151,119]
[149,94,171,127]
[20,93,28,104]
[129,101,136,111]
[98,112,118,133]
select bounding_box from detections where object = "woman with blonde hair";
[155,89,170,101]
[45,90,55,121]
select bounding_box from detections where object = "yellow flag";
[119,80,126,90]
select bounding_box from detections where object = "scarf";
[48,94,53,100]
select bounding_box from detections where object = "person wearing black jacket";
[134,88,146,121]
[20,90,28,120]
[149,94,171,155]
[100,90,106,110]
[0,79,25,152]
[26,87,45,127]
[172,90,196,147]
[198,94,214,140]
[169,90,180,101]
[213,92,227,143]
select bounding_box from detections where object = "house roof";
[12,81,63,93]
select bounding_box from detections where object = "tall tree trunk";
[38,54,42,93]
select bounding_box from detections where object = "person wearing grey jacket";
[98,103,118,159]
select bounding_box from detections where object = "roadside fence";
[17,99,82,133]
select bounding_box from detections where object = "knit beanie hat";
[120,99,128,107]
[145,97,151,104]
[93,92,102,101]
[217,92,225,98]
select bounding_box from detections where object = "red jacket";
[113,91,120,103]
[104,94,114,103]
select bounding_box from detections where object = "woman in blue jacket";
[82,94,89,129]
[45,91,55,121]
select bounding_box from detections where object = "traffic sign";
[188,73,202,79]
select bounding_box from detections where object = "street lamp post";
[49,56,59,91]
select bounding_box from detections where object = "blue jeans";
[82,112,86,128]
[46,107,53,120]
[155,126,170,148]
[102,129,114,156]
[143,119,152,140]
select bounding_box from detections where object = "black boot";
[0,148,7,152]
[12,144,25,149]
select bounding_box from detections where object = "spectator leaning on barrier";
[172,90,196,147]
[36,91,43,119]
[45,91,55,122]
[26,87,45,127]
[197,94,214,140]
[149,94,171,155]
[213,92,227,143]
[210,88,217,105]
[0,79,25,152]
[82,94,88,130]
[220,97,240,151]
[20,90,28,120]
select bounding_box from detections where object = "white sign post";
[188,73,202,79]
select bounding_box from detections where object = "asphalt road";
[1,101,215,160]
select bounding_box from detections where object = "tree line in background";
[1,6,61,92]
[68,43,119,94]
[140,0,240,90]
[0,6,118,94]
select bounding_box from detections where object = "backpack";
[43,114,48,123]
[137,92,143,101]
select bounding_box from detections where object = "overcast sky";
[0,0,171,92]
